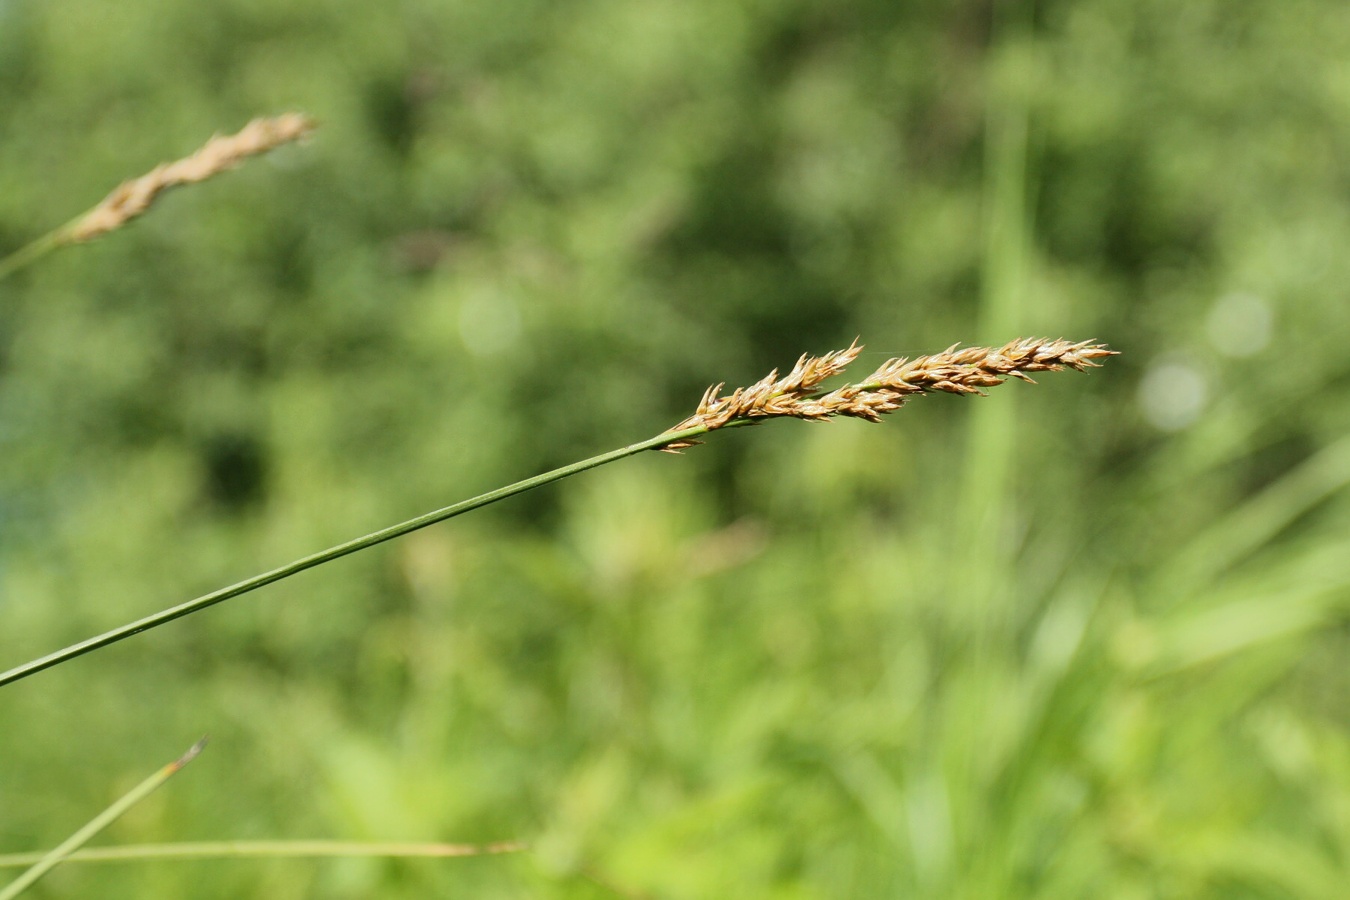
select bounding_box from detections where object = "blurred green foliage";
[3,0,1350,896]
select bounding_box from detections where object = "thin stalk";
[0,839,524,868]
[0,226,74,282]
[0,422,737,688]
[0,739,206,900]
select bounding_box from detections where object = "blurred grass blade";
[0,839,525,868]
[0,739,206,900]
[1143,584,1336,677]
[1156,434,1350,596]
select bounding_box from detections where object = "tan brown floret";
[659,337,1115,450]
[67,113,316,242]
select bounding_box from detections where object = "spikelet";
[659,337,1115,450]
[661,340,863,448]
[66,113,316,242]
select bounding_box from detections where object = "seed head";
[659,337,1115,450]
[67,113,316,243]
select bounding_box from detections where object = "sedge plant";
[0,335,1114,688]
[0,109,1115,893]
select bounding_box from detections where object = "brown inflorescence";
[659,337,1115,450]
[66,113,316,243]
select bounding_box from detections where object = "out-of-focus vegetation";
[2,0,1349,896]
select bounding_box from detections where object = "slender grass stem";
[0,226,73,282]
[0,839,524,868]
[0,423,727,688]
[0,739,205,900]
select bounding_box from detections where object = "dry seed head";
[67,113,316,242]
[659,336,1115,450]
[661,340,864,448]
[860,337,1115,394]
[775,339,863,394]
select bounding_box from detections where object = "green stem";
[0,839,524,868]
[0,740,205,900]
[0,423,727,688]
[0,225,74,283]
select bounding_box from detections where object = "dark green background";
[3,1,1349,896]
